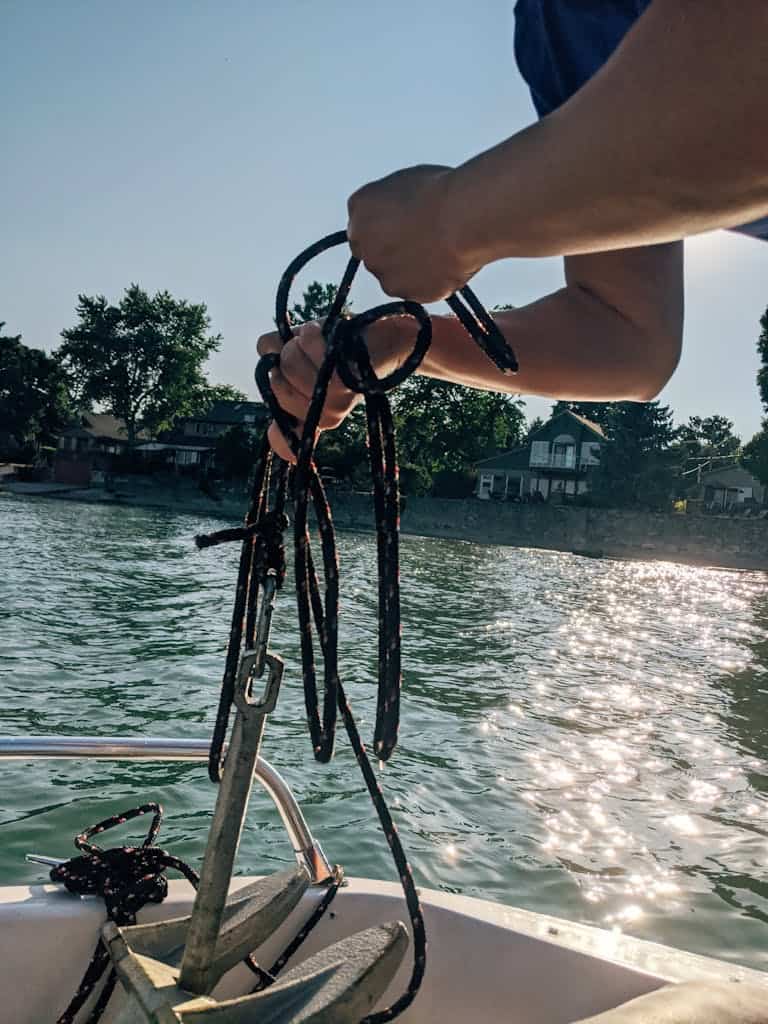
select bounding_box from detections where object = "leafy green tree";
[213,424,261,479]
[742,430,768,485]
[589,401,677,509]
[756,307,768,410]
[675,414,741,458]
[57,285,221,443]
[0,323,72,455]
[315,405,369,485]
[526,415,545,439]
[195,382,248,411]
[290,281,342,325]
[393,377,526,487]
[739,307,768,486]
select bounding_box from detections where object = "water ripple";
[1,494,768,970]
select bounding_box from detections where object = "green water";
[2,493,768,970]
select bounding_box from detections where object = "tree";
[757,307,768,410]
[526,416,545,439]
[675,414,741,458]
[393,377,526,489]
[290,281,342,325]
[742,430,768,485]
[213,424,261,479]
[192,382,248,418]
[0,323,72,455]
[589,401,677,509]
[740,307,768,486]
[315,405,369,485]
[57,285,221,443]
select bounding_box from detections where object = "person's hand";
[256,316,414,463]
[347,165,476,302]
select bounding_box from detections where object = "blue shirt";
[513,0,768,241]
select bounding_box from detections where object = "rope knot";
[51,846,169,925]
[253,508,289,583]
[50,803,176,927]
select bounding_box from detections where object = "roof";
[475,447,529,471]
[566,411,606,438]
[152,430,217,449]
[136,441,212,453]
[529,409,606,441]
[60,412,148,442]
[189,400,266,425]
[701,465,761,489]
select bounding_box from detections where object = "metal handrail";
[0,735,333,885]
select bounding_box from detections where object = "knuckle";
[347,185,365,213]
[257,331,280,356]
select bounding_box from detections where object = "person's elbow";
[626,321,682,401]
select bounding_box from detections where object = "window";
[478,473,494,498]
[176,449,199,465]
[580,441,601,466]
[551,443,575,469]
[530,440,550,466]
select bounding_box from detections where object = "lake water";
[2,493,768,971]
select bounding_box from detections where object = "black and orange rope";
[196,230,517,1021]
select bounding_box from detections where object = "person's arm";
[450,0,768,263]
[347,0,768,303]
[419,244,683,401]
[257,243,683,463]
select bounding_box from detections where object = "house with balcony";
[475,409,606,501]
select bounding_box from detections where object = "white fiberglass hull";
[2,876,766,1024]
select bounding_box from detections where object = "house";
[474,447,530,500]
[475,409,606,501]
[180,400,268,441]
[134,400,268,469]
[699,465,764,511]
[54,413,143,485]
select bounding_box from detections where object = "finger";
[257,330,283,357]
[294,323,329,369]
[267,421,296,465]
[293,333,362,421]
[280,338,320,400]
[269,365,315,423]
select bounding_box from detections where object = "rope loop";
[199,230,518,1022]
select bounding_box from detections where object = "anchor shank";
[179,652,282,995]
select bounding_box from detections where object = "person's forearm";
[443,0,768,263]
[383,288,679,402]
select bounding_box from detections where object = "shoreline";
[4,481,768,572]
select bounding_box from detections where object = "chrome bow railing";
[0,735,333,885]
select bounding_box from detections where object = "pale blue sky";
[3,1,766,439]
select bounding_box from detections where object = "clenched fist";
[347,165,477,302]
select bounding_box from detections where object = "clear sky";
[3,0,766,440]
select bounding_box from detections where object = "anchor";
[100,574,409,1023]
[88,228,502,1021]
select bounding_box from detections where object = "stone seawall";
[330,494,768,571]
[5,481,767,571]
